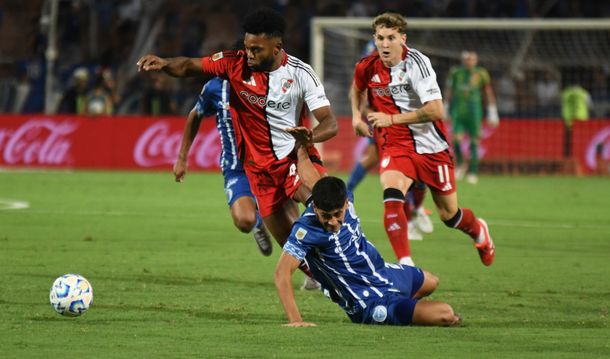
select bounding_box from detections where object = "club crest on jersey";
[295,227,308,241]
[281,78,294,93]
[212,52,224,61]
[398,63,408,81]
[398,70,406,81]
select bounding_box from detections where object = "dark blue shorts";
[223,169,254,207]
[350,264,425,326]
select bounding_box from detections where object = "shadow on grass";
[15,272,276,288]
[20,301,341,325]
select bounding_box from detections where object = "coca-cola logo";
[134,121,221,168]
[0,119,77,165]
[585,126,610,170]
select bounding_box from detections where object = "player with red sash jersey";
[351,13,495,266]
[137,8,338,253]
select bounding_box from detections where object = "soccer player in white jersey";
[137,9,337,257]
[351,13,495,266]
[347,40,434,242]
[274,164,460,327]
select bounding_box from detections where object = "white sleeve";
[300,65,331,111]
[409,51,442,104]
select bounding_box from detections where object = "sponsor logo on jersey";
[370,74,381,83]
[281,78,294,93]
[212,52,224,61]
[372,83,412,97]
[239,90,291,110]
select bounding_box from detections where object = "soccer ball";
[49,274,93,317]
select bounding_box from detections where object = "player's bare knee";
[423,270,439,287]
[233,216,256,233]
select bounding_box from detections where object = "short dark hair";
[242,8,286,39]
[312,176,347,211]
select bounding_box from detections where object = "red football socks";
[384,200,411,259]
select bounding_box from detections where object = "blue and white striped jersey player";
[274,174,461,327]
[174,77,272,256]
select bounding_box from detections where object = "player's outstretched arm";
[296,144,322,191]
[137,55,203,77]
[274,252,316,327]
[174,109,203,182]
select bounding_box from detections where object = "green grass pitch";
[1,170,609,358]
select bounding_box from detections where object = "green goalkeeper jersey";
[446,66,490,116]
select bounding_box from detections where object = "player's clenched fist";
[137,55,168,72]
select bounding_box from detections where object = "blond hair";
[372,13,408,34]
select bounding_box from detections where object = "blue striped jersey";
[283,194,402,315]
[194,77,241,172]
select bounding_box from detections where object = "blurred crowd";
[0,0,609,116]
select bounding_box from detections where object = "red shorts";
[379,150,456,195]
[244,155,326,217]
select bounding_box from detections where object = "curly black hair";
[242,8,286,39]
[312,176,347,212]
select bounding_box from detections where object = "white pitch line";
[0,167,74,174]
[0,199,30,211]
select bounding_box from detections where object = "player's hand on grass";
[283,321,317,327]
[352,120,373,137]
[173,159,187,183]
[137,55,168,72]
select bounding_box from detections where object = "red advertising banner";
[0,115,221,170]
[572,120,610,174]
[0,115,608,174]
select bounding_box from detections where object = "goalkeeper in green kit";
[444,51,498,184]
